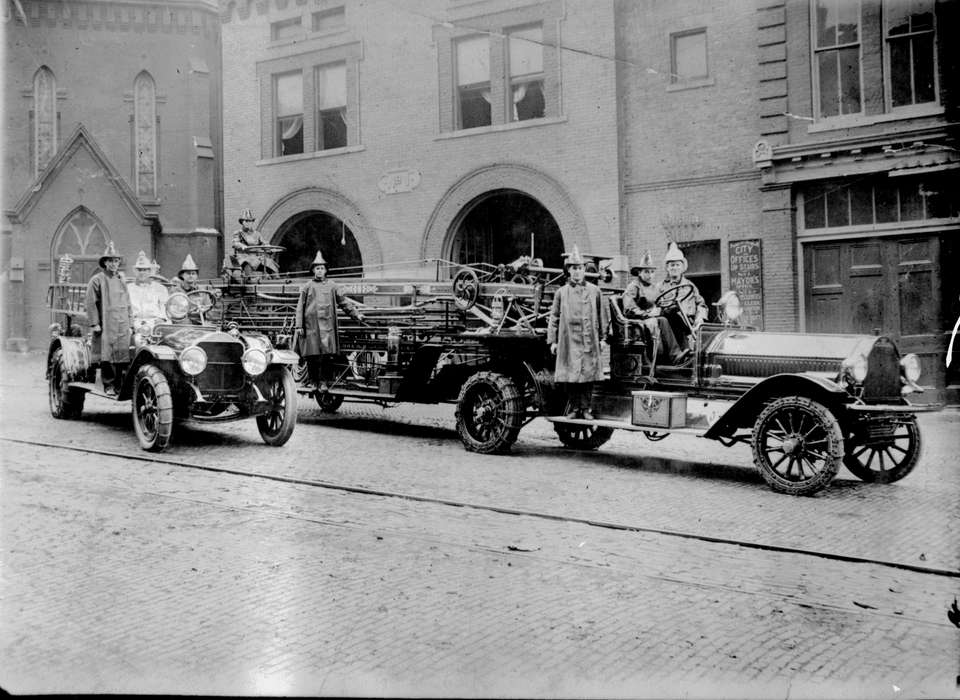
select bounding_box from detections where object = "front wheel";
[554,423,614,450]
[844,416,921,483]
[751,396,843,496]
[455,371,524,454]
[256,367,297,446]
[132,364,173,452]
[49,348,85,419]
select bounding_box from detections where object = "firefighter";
[231,208,279,277]
[547,245,610,420]
[622,250,689,365]
[171,254,218,324]
[85,241,132,396]
[658,241,708,351]
[295,251,365,390]
[127,250,169,331]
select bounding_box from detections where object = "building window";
[678,240,722,321]
[885,0,936,108]
[33,66,57,175]
[456,35,491,129]
[508,24,545,121]
[315,62,347,150]
[312,6,344,32]
[813,0,861,118]
[670,29,708,83]
[133,71,157,199]
[271,16,302,41]
[275,71,303,156]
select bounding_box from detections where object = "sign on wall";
[728,239,764,328]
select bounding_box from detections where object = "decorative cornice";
[624,170,759,194]
[5,0,220,36]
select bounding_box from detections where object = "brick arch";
[258,187,382,268]
[420,163,586,261]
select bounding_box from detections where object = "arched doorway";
[51,207,110,283]
[448,190,564,269]
[274,211,363,277]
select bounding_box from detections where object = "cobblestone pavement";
[1,351,959,696]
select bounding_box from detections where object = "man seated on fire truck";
[127,251,169,333]
[621,250,690,366]
[657,241,707,353]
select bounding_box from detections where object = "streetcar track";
[4,435,958,579]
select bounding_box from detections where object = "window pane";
[271,16,301,40]
[818,51,840,117]
[899,182,923,220]
[674,31,708,80]
[278,116,303,155]
[276,72,302,116]
[911,0,934,31]
[815,0,837,46]
[889,38,912,106]
[456,36,489,86]
[509,25,543,77]
[850,181,874,225]
[316,63,346,110]
[312,7,344,32]
[804,184,826,229]
[839,46,861,113]
[826,184,850,227]
[912,34,935,103]
[318,108,347,150]
[875,181,899,222]
[886,0,911,35]
[836,0,859,43]
[459,87,490,129]
[511,80,544,121]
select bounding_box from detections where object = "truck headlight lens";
[166,293,190,321]
[242,348,267,376]
[900,353,921,382]
[179,346,207,376]
[842,353,868,383]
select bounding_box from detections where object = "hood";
[157,326,240,353]
[705,330,882,362]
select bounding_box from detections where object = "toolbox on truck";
[631,390,687,428]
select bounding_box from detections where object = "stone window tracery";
[134,71,157,199]
[34,66,57,175]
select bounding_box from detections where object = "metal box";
[631,390,687,428]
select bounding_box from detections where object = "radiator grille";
[196,342,245,392]
[862,339,900,404]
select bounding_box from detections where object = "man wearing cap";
[231,209,279,277]
[127,250,169,331]
[658,241,708,351]
[547,245,610,420]
[171,254,218,324]
[622,250,689,365]
[295,251,365,390]
[84,241,132,396]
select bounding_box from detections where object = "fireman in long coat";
[85,241,132,395]
[295,251,364,389]
[547,246,610,419]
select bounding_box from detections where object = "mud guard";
[703,373,849,439]
[46,337,91,378]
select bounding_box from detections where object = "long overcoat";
[85,269,132,364]
[295,278,360,356]
[547,280,610,383]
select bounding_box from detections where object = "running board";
[544,416,707,436]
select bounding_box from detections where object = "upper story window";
[275,71,303,156]
[312,6,345,32]
[316,62,347,150]
[271,16,302,41]
[813,0,861,118]
[456,35,491,129]
[811,0,939,121]
[671,29,708,83]
[508,25,545,121]
[886,0,936,108]
[33,66,57,175]
[133,71,157,199]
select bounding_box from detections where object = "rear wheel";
[315,391,344,413]
[132,364,173,452]
[455,371,523,454]
[257,367,297,446]
[554,423,614,450]
[48,348,85,419]
[752,396,843,496]
[844,416,921,483]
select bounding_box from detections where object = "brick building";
[220,0,957,390]
[2,0,223,350]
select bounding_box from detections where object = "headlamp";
[242,348,268,376]
[900,353,921,383]
[179,345,207,376]
[166,293,190,321]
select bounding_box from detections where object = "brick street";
[1,350,958,697]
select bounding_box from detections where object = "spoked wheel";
[256,368,297,446]
[132,364,173,452]
[452,268,481,311]
[751,396,843,496]
[554,423,614,450]
[844,416,921,484]
[48,348,85,419]
[315,391,344,413]
[455,371,523,454]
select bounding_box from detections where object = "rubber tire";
[315,392,344,413]
[256,367,298,446]
[132,364,174,452]
[751,396,843,496]
[455,371,524,454]
[554,423,614,450]
[48,348,84,419]
[843,417,921,484]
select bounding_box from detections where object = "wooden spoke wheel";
[256,367,297,446]
[48,348,84,419]
[844,416,921,484]
[315,391,344,413]
[132,364,173,452]
[455,371,523,454]
[452,268,481,311]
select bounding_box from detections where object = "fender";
[268,348,299,365]
[704,373,850,439]
[47,337,91,377]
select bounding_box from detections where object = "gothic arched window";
[34,66,57,175]
[134,71,157,199]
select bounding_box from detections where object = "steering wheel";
[452,268,480,311]
[654,283,695,309]
[187,289,216,313]
[243,245,286,254]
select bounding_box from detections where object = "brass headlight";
[179,346,208,376]
[900,353,921,383]
[841,353,868,383]
[166,293,190,321]
[242,348,268,376]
